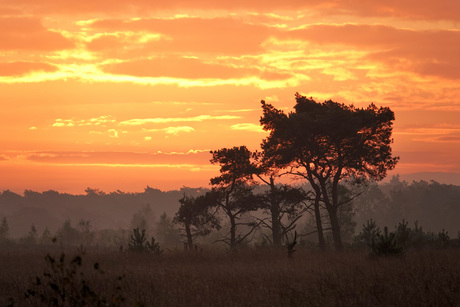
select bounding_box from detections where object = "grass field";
[1,245,459,306]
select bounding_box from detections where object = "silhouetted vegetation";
[1,94,460,305]
[2,247,459,306]
[259,94,399,251]
[174,194,220,249]
[24,249,125,306]
[128,228,163,255]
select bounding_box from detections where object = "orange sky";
[1,1,460,194]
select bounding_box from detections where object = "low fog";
[0,175,458,250]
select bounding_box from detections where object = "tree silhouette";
[260,94,398,250]
[174,194,220,249]
[241,150,308,248]
[209,146,308,248]
[209,146,263,249]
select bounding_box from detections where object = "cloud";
[0,17,74,51]
[6,1,460,22]
[101,57,292,80]
[52,116,116,128]
[87,17,272,55]
[142,126,195,135]
[230,123,265,133]
[120,115,240,126]
[52,119,74,127]
[108,129,119,138]
[0,62,58,76]
[395,124,460,143]
[22,150,212,166]
[286,24,460,80]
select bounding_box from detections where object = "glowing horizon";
[1,1,460,194]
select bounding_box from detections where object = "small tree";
[395,219,412,247]
[39,227,53,245]
[174,194,220,249]
[205,185,262,249]
[371,226,403,257]
[128,228,162,255]
[437,229,450,248]
[56,219,80,246]
[353,219,381,247]
[21,224,38,245]
[209,146,264,249]
[77,219,95,245]
[156,213,181,248]
[130,204,156,237]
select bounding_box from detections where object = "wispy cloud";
[0,16,74,51]
[52,116,116,128]
[15,150,213,167]
[1,1,460,191]
[0,62,58,76]
[120,115,240,126]
[143,126,195,135]
[230,123,265,133]
[395,124,460,143]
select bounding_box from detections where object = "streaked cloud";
[120,115,240,126]
[87,17,272,55]
[13,149,212,166]
[5,1,460,22]
[142,126,195,135]
[101,57,292,80]
[52,116,116,128]
[230,123,265,133]
[0,62,58,76]
[0,16,74,51]
[1,1,460,192]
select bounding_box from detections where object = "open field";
[1,246,459,306]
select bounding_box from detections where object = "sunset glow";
[1,1,460,193]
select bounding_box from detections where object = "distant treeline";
[0,176,459,250]
[353,175,460,237]
[0,186,207,238]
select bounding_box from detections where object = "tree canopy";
[260,94,399,250]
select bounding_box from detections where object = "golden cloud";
[230,123,265,133]
[119,115,241,126]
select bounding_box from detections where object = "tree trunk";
[313,194,326,251]
[327,206,344,251]
[185,223,193,249]
[229,214,236,249]
[269,179,282,247]
[317,177,343,251]
[271,205,282,247]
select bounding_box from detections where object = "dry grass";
[1,245,459,306]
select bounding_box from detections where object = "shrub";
[128,228,163,255]
[437,229,450,248]
[352,219,381,247]
[394,219,411,247]
[25,251,125,306]
[371,226,403,257]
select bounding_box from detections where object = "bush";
[128,228,163,255]
[371,226,403,257]
[25,250,125,306]
[352,219,381,247]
